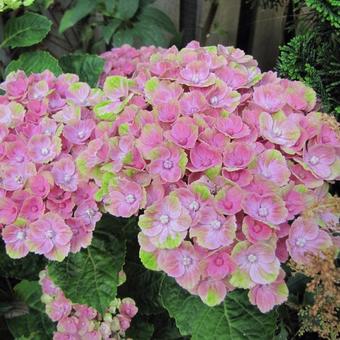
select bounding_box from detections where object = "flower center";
[163,160,173,169]
[211,219,222,230]
[16,231,25,240]
[41,147,50,156]
[295,237,306,247]
[191,74,200,84]
[31,205,38,213]
[310,156,319,165]
[45,230,55,239]
[247,254,257,263]
[258,207,268,217]
[214,256,224,266]
[125,194,136,204]
[273,127,282,137]
[78,131,85,139]
[15,175,23,184]
[210,96,219,106]
[252,223,263,233]
[224,201,233,210]
[64,174,72,183]
[189,200,200,211]
[159,214,170,224]
[182,255,193,267]
[86,208,95,217]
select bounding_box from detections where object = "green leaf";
[127,317,155,340]
[1,12,52,48]
[6,281,54,340]
[48,226,126,314]
[0,240,47,281]
[115,0,140,20]
[133,22,168,47]
[5,51,62,77]
[102,19,122,45]
[139,6,177,34]
[113,28,135,46]
[59,0,97,33]
[160,277,278,340]
[59,54,104,87]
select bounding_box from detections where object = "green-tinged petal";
[139,250,159,271]
[205,290,222,307]
[145,77,160,99]
[103,75,130,97]
[231,241,249,257]
[205,164,221,180]
[230,269,252,289]
[178,150,188,173]
[159,233,183,249]
[138,215,154,229]
[118,123,129,135]
[191,183,211,201]
[13,217,27,226]
[277,282,288,298]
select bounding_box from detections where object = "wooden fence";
[154,0,289,71]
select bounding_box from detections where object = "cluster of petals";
[85,41,339,311]
[0,70,103,261]
[39,270,137,339]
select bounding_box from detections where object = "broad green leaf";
[1,12,52,48]
[115,0,140,20]
[102,19,122,44]
[127,317,155,340]
[5,51,62,76]
[139,6,177,34]
[0,241,47,281]
[48,227,126,314]
[59,53,104,87]
[6,281,54,340]
[113,28,135,46]
[160,277,278,340]
[59,0,97,33]
[133,22,168,47]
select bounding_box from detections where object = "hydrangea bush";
[1,42,339,321]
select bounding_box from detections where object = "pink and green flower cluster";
[39,270,137,339]
[89,41,339,310]
[0,70,103,261]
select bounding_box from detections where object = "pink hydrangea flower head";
[46,294,72,322]
[231,241,280,287]
[27,212,72,261]
[148,144,187,183]
[242,192,288,226]
[253,83,285,112]
[223,142,254,171]
[158,241,201,290]
[0,197,18,224]
[28,134,61,164]
[67,82,91,106]
[63,119,96,145]
[216,113,250,139]
[248,269,288,313]
[139,193,191,249]
[2,224,29,258]
[19,196,45,221]
[242,216,273,243]
[179,90,207,116]
[214,183,243,215]
[188,142,221,172]
[205,250,236,280]
[286,217,332,264]
[52,156,78,192]
[190,206,236,249]
[197,278,228,307]
[67,217,93,253]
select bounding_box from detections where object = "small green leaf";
[59,54,104,87]
[160,277,278,340]
[48,225,126,314]
[1,12,52,48]
[6,281,54,340]
[102,19,122,44]
[5,51,62,77]
[59,0,97,33]
[139,6,177,34]
[115,0,140,20]
[113,28,135,46]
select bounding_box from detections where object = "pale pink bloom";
[66,82,91,105]
[145,178,165,207]
[27,212,72,261]
[136,123,163,157]
[0,163,30,191]
[290,163,323,188]
[286,217,332,264]
[46,198,75,220]
[179,60,215,86]
[164,117,198,149]
[149,144,186,183]
[303,143,336,179]
[205,251,235,279]
[197,278,227,306]
[5,139,28,164]
[214,184,243,215]
[139,194,191,249]
[284,80,316,112]
[28,134,60,163]
[67,218,93,253]
[104,179,145,218]
[74,200,101,227]
[2,224,29,258]
[0,71,28,99]
[215,63,249,89]
[254,149,291,186]
[248,270,288,313]
[46,293,72,321]
[63,119,95,145]
[276,237,289,263]
[222,168,253,187]
[232,241,280,285]
[20,196,44,221]
[158,242,201,289]
[190,207,236,250]
[179,91,207,116]
[216,114,250,139]
[242,192,288,225]
[0,197,18,224]
[188,142,221,172]
[56,316,79,334]
[198,127,229,151]
[242,216,272,243]
[26,174,51,198]
[119,298,138,318]
[259,111,301,147]
[283,184,309,220]
[253,83,285,112]
[223,142,254,171]
[52,156,78,192]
